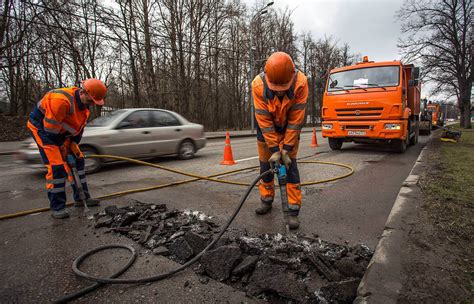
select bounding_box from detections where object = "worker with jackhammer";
[27,79,107,219]
[252,51,308,229]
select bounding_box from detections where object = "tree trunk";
[462,101,471,128]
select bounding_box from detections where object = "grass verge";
[420,126,474,296]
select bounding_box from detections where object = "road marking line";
[235,156,259,163]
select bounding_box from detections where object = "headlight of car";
[384,123,401,130]
[322,124,333,130]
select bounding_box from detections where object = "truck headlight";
[384,123,401,130]
[322,124,333,130]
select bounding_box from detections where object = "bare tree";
[0,0,32,60]
[0,0,357,131]
[398,0,473,128]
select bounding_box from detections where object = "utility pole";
[248,1,274,133]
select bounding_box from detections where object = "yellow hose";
[0,154,354,220]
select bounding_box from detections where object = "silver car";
[17,108,206,173]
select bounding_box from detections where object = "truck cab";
[426,103,444,128]
[321,56,421,153]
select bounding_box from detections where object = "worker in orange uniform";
[252,52,308,229]
[27,79,107,219]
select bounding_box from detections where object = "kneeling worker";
[27,78,107,219]
[252,51,308,229]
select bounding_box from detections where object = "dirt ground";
[0,114,30,142]
[398,133,473,303]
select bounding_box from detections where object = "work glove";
[281,149,292,169]
[70,142,83,159]
[268,151,281,166]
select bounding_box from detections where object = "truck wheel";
[328,138,343,150]
[392,139,407,153]
[409,121,419,146]
[415,125,419,144]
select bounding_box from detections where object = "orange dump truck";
[426,102,444,128]
[321,56,421,153]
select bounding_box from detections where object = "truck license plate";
[348,131,366,136]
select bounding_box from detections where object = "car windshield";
[88,110,127,127]
[327,66,400,92]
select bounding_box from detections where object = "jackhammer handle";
[269,161,279,173]
[66,154,76,167]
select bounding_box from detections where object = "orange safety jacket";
[29,87,90,145]
[252,70,308,153]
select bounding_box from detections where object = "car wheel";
[178,140,195,160]
[81,146,102,174]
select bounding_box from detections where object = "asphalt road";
[0,133,429,302]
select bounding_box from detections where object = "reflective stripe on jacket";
[252,70,308,153]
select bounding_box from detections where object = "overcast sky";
[245,0,440,98]
[252,0,405,61]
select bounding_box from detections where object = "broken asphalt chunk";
[168,237,194,263]
[307,253,341,282]
[94,215,113,228]
[333,257,366,278]
[119,212,140,227]
[184,231,211,254]
[104,205,127,216]
[152,246,170,256]
[320,278,360,304]
[200,245,241,281]
[247,262,307,302]
[231,255,259,276]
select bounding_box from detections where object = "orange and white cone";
[311,127,318,147]
[220,132,236,165]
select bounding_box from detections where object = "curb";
[354,144,429,304]
[205,128,317,140]
[205,133,257,140]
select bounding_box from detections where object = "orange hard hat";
[82,78,107,105]
[264,52,295,91]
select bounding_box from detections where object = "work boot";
[51,209,70,219]
[287,215,300,230]
[74,198,100,207]
[255,202,272,215]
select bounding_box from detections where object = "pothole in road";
[94,200,373,303]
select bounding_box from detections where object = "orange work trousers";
[27,121,90,211]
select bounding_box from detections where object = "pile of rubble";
[195,232,372,303]
[94,200,373,303]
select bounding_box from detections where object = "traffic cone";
[311,127,318,147]
[220,132,236,165]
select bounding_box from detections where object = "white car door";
[108,110,156,157]
[149,110,184,155]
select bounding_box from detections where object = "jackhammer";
[66,154,93,219]
[270,161,291,234]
